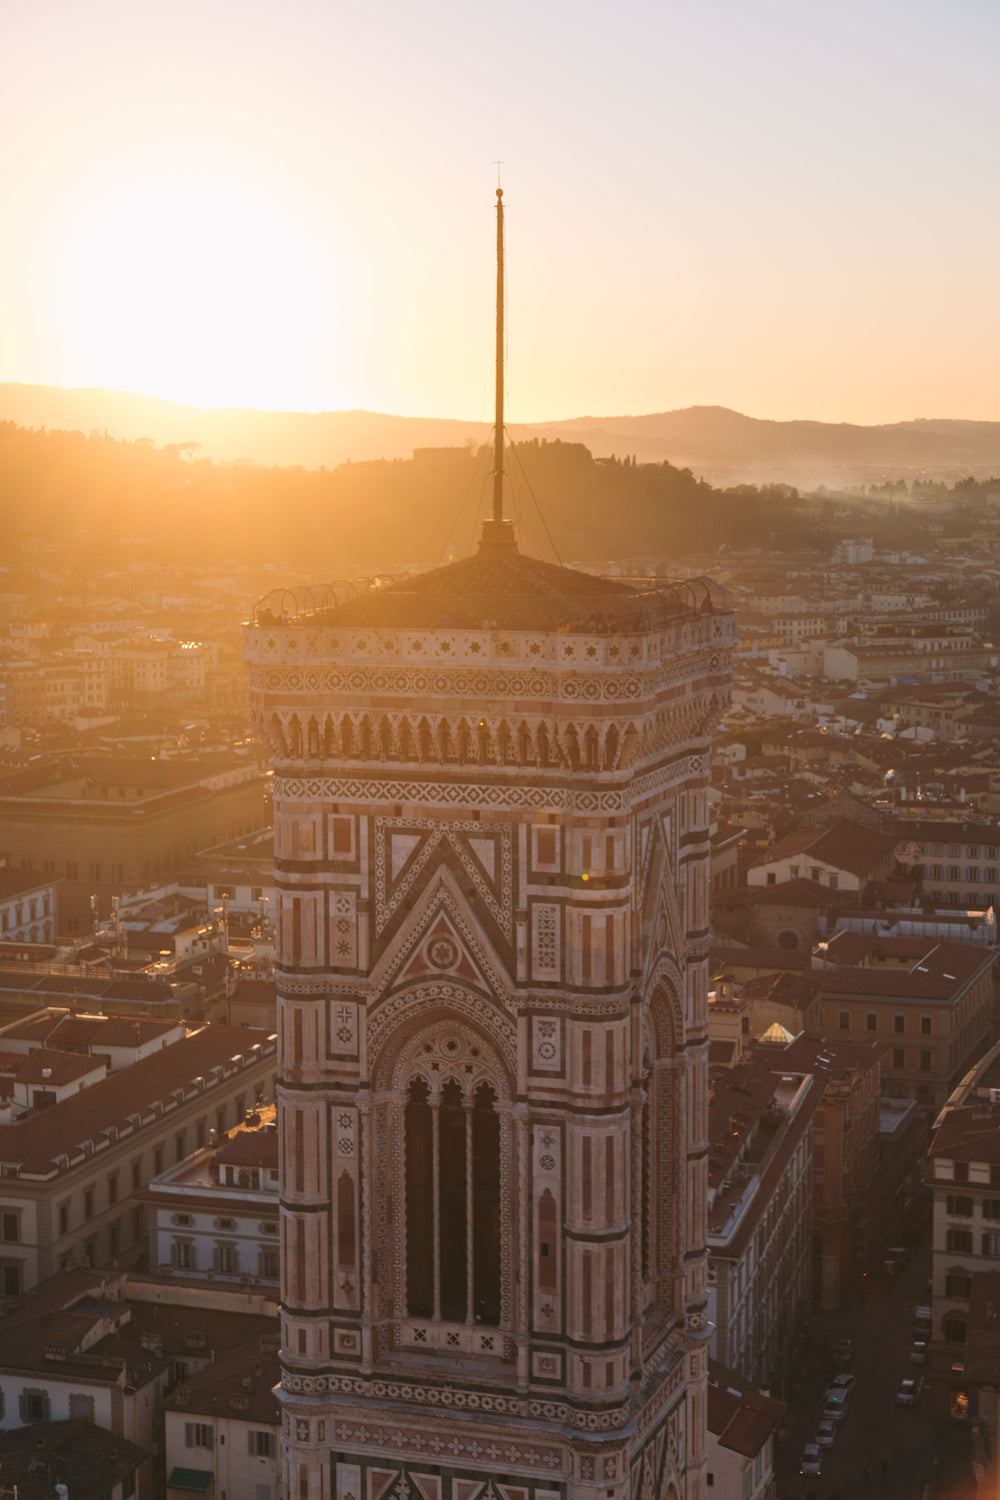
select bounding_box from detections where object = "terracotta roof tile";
[0,1025,275,1175]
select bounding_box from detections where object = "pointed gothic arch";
[370,1000,517,1353]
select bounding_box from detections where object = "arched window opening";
[398,719,412,761]
[402,1071,502,1328]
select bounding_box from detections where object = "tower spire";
[493,186,505,524]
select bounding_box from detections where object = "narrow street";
[773,1235,975,1500]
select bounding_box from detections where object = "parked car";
[822,1392,850,1424]
[826,1372,857,1400]
[800,1443,823,1476]
[814,1419,837,1449]
[909,1340,928,1364]
[897,1375,924,1407]
[834,1337,855,1367]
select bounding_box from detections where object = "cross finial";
[493,157,504,189]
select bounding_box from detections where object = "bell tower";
[242,190,736,1500]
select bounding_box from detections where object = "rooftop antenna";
[493,179,505,524]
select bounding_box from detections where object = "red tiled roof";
[15,1047,105,1087]
[707,1359,785,1455]
[931,1103,1000,1162]
[816,945,988,1002]
[737,970,822,1012]
[749,818,898,878]
[747,877,831,908]
[162,1338,280,1425]
[0,1025,275,1175]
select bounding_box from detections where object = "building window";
[83,1188,94,1219]
[154,1145,164,1175]
[58,1202,69,1236]
[185,1423,214,1449]
[944,1314,968,1344]
[404,1075,501,1326]
[893,1048,905,1070]
[921,1016,933,1036]
[983,1234,1000,1258]
[947,1228,973,1253]
[107,1171,118,1205]
[131,1158,142,1190]
[248,1430,275,1458]
[946,1270,973,1298]
[69,1393,95,1420]
[19,1389,50,1422]
[828,874,838,890]
[1,1261,22,1297]
[108,1219,120,1257]
[838,1011,850,1031]
[947,1195,974,1217]
[173,1240,195,1270]
[866,1012,877,1032]
[260,1247,279,1279]
[983,1200,1000,1221]
[920,1050,933,1073]
[175,1131,186,1163]
[893,1015,905,1034]
[215,1243,238,1275]
[1,1213,19,1243]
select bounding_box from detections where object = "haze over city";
[4,5,1000,1500]
[3,0,999,428]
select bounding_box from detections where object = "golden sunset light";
[3,0,999,427]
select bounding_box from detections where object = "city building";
[244,501,735,1497]
[0,1022,276,1297]
[0,753,268,929]
[705,1358,784,1500]
[143,1108,280,1286]
[778,1034,885,1310]
[705,1059,822,1390]
[925,1039,1000,1356]
[0,864,59,944]
[0,1264,278,1494]
[814,937,994,1111]
[162,1340,281,1500]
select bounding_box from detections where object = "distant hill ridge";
[3,383,1000,487]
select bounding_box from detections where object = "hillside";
[4,384,1000,488]
[0,422,821,570]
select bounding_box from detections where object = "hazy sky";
[2,0,997,424]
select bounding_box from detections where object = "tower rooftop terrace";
[250,536,731,636]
